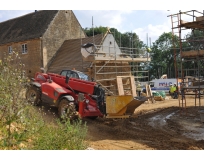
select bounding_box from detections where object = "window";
[70,72,78,79]
[22,44,27,54]
[66,70,72,77]
[78,71,88,81]
[8,46,12,54]
[60,71,68,76]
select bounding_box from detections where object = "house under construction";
[168,10,204,107]
[48,30,151,96]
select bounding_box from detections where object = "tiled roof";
[48,34,104,73]
[0,10,58,45]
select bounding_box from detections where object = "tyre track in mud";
[84,106,204,150]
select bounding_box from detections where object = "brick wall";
[0,39,41,78]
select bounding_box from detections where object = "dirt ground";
[42,95,204,150]
[84,95,204,150]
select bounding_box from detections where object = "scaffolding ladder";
[169,12,181,107]
[169,10,204,108]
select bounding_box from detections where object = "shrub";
[0,52,88,150]
[0,52,33,149]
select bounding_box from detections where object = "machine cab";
[60,70,89,81]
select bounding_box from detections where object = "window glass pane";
[71,73,78,78]
[22,44,24,53]
[25,44,27,52]
[78,72,88,80]
[22,44,27,53]
[61,71,67,76]
[8,46,12,54]
[66,71,71,77]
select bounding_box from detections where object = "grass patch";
[0,52,88,150]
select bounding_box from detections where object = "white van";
[144,78,182,93]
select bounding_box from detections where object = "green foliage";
[0,52,32,149]
[31,119,88,150]
[182,30,204,76]
[117,31,145,49]
[83,26,145,49]
[0,53,88,150]
[186,30,204,49]
[149,30,204,79]
[84,26,108,37]
[150,32,179,79]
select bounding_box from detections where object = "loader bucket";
[106,95,147,118]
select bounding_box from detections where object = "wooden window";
[22,44,27,54]
[8,46,12,54]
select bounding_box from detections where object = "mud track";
[40,96,204,150]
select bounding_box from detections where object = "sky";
[0,10,189,45]
[0,0,203,46]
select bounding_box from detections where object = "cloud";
[75,10,190,44]
[101,11,133,29]
[133,10,194,45]
[74,10,133,31]
[134,19,171,45]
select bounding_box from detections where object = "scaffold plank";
[181,50,204,58]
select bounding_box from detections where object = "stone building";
[0,10,85,78]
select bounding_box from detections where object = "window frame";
[8,46,12,54]
[60,70,68,76]
[22,43,27,54]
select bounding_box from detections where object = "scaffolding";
[168,10,204,108]
[83,45,150,95]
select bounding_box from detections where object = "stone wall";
[0,39,41,78]
[42,10,86,71]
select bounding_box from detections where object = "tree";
[150,32,179,79]
[83,26,145,49]
[182,30,204,77]
[185,29,204,50]
[84,26,107,37]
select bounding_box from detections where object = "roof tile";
[0,10,58,44]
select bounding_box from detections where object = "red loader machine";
[26,70,105,119]
[26,70,147,119]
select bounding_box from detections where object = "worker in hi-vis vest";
[169,83,175,98]
[136,81,142,97]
